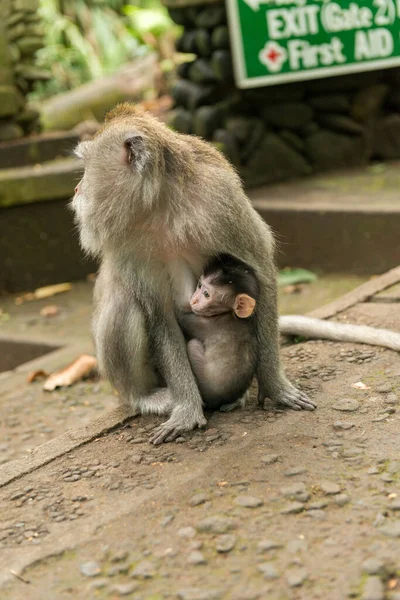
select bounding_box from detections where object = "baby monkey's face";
[190,276,232,317]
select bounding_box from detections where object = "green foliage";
[30,0,175,101]
[278,268,318,287]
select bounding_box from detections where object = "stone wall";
[167,0,400,186]
[0,0,47,141]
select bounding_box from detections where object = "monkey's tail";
[279,315,400,352]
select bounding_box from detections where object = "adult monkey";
[71,103,315,445]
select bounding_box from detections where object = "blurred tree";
[30,0,178,101]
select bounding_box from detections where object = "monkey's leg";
[93,291,168,415]
[148,316,206,445]
[255,270,315,411]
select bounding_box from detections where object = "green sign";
[226,0,400,88]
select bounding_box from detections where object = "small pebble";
[385,393,398,405]
[215,534,236,553]
[109,583,139,596]
[111,550,129,563]
[376,384,392,394]
[190,493,209,507]
[368,467,380,475]
[257,540,283,553]
[130,560,155,579]
[196,516,237,534]
[306,509,326,520]
[280,502,304,515]
[362,558,385,575]
[281,483,310,502]
[333,421,355,430]
[284,467,307,477]
[380,521,400,537]
[320,481,341,495]
[187,551,207,565]
[361,576,384,600]
[80,562,101,577]
[388,461,400,474]
[234,495,263,508]
[332,398,360,412]
[178,527,196,539]
[161,515,174,527]
[285,567,308,587]
[88,578,108,590]
[257,563,279,580]
[261,454,280,465]
[334,494,350,506]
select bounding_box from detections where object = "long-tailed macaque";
[178,254,258,412]
[180,254,400,414]
[71,103,314,444]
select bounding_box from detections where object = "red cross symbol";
[265,47,281,63]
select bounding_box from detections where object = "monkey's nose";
[74,183,81,195]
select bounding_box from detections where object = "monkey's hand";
[259,380,316,412]
[149,405,207,445]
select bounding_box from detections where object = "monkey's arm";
[177,312,213,341]
[279,316,400,351]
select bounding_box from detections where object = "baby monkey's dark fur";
[179,255,259,411]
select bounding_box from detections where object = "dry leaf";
[34,283,72,300]
[283,284,303,294]
[27,370,49,383]
[40,305,59,318]
[43,354,98,391]
[15,283,72,305]
[388,578,398,590]
[351,382,371,390]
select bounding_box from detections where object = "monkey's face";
[190,278,233,317]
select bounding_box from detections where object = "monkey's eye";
[197,282,202,289]
[203,290,210,299]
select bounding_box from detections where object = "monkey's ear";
[124,135,147,172]
[233,294,256,319]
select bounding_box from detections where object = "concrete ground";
[1,271,400,600]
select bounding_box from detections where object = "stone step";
[0,156,80,208]
[0,131,80,170]
[250,162,400,275]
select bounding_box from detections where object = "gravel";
[196,516,237,534]
[319,481,341,495]
[234,495,263,508]
[80,562,101,577]
[361,576,385,600]
[285,567,308,587]
[332,398,360,412]
[257,562,280,579]
[215,534,236,553]
[260,454,280,465]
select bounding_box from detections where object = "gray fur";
[71,104,315,445]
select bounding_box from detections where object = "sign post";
[226,0,400,88]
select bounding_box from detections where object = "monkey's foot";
[149,407,207,445]
[260,381,316,411]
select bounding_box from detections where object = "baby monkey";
[178,255,258,412]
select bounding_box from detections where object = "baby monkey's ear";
[124,135,147,172]
[233,294,256,318]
